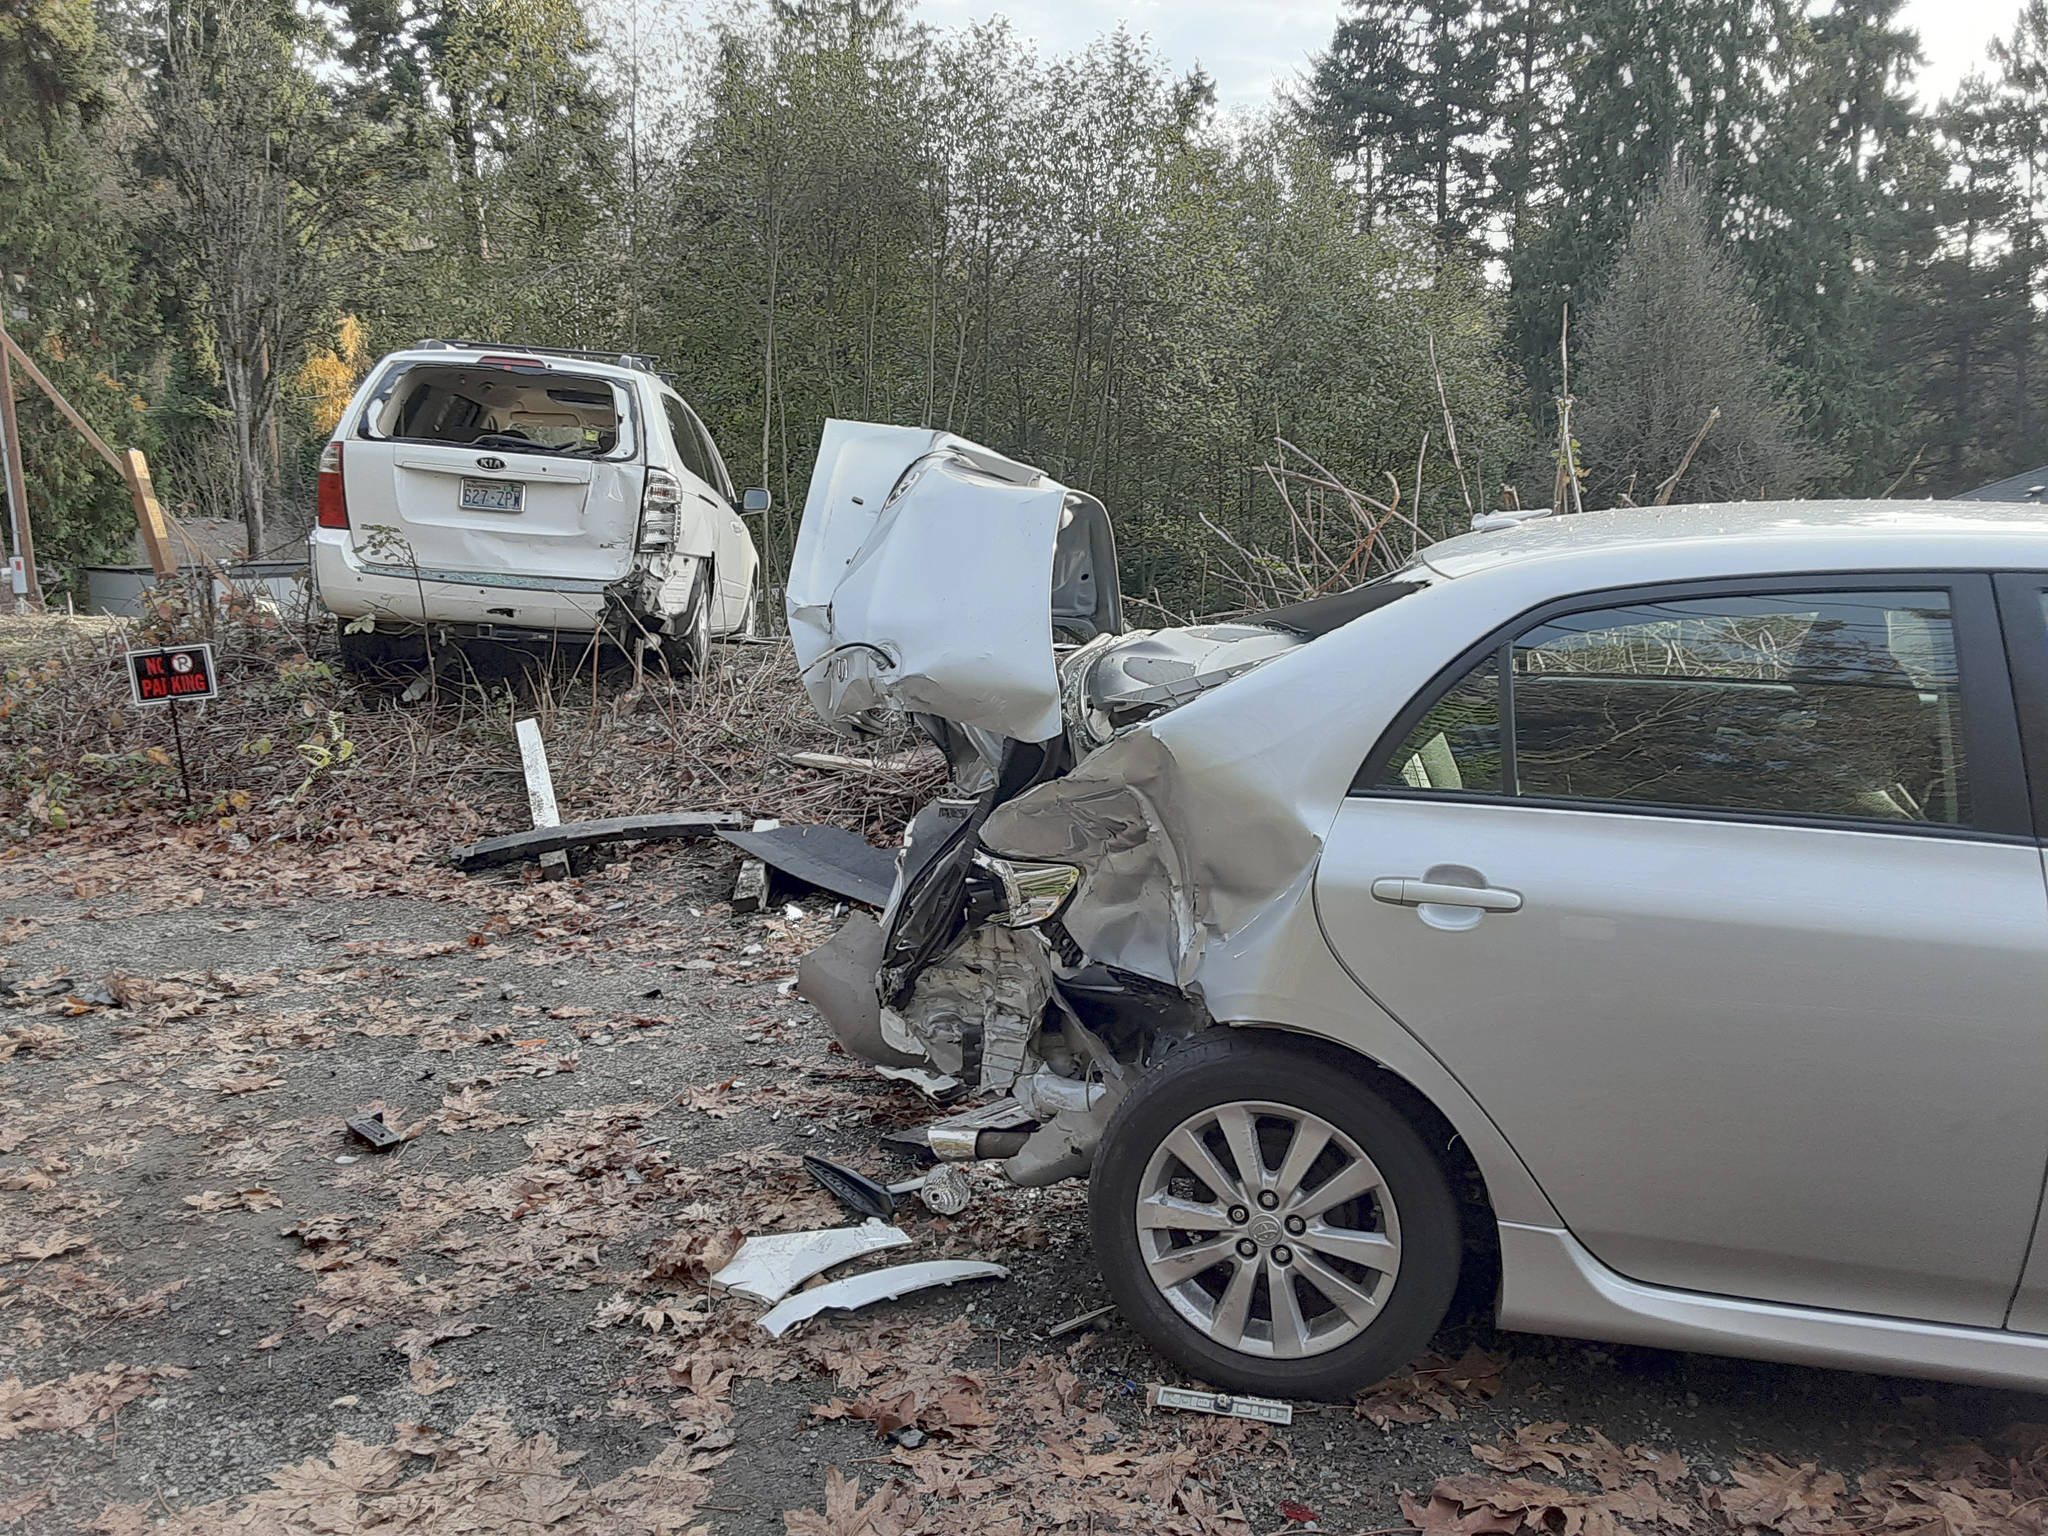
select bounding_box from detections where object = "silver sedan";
[789,422,2048,1399]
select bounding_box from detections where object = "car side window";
[684,404,734,502]
[1377,589,1972,827]
[1383,653,1504,793]
[661,395,712,486]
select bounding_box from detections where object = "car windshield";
[356,363,633,459]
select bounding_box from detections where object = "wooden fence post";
[0,273,41,607]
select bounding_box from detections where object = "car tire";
[1088,1030,1459,1401]
[660,568,714,677]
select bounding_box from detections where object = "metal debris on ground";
[881,1096,1035,1159]
[1046,1303,1115,1339]
[802,1154,973,1219]
[755,1259,1010,1338]
[344,1111,404,1153]
[872,1063,966,1102]
[707,1220,911,1306]
[1148,1385,1294,1426]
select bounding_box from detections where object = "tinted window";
[684,404,734,500]
[662,395,713,485]
[1379,590,1970,826]
[1384,653,1503,793]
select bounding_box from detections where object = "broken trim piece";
[451,812,745,870]
[716,823,898,908]
[754,1260,1009,1337]
[708,1220,911,1305]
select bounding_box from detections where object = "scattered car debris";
[344,1111,404,1153]
[1046,1303,1115,1339]
[708,1219,911,1305]
[1147,1385,1294,1426]
[450,812,745,871]
[755,1259,1009,1337]
[731,818,782,914]
[514,717,571,880]
[872,1063,966,1102]
[879,1097,1036,1162]
[803,1154,973,1219]
[716,822,897,908]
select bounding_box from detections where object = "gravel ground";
[0,820,2042,1535]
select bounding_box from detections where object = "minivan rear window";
[355,363,637,460]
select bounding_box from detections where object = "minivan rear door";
[343,359,644,583]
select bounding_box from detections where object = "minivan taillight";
[316,441,349,530]
[639,467,680,549]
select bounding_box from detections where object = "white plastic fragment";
[708,1220,912,1306]
[754,1260,1009,1337]
[872,1063,965,1099]
[1148,1385,1293,1425]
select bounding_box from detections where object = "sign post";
[125,643,219,802]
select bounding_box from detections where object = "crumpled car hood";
[787,420,1104,742]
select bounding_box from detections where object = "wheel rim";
[1134,1099,1401,1360]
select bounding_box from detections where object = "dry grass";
[0,600,938,847]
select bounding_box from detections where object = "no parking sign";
[126,643,219,706]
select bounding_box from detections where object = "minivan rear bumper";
[311,529,610,633]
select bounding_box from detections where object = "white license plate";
[460,477,524,512]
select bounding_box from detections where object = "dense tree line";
[1,0,2044,613]
[1303,0,2048,504]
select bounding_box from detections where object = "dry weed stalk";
[1196,439,1430,615]
[3,607,934,845]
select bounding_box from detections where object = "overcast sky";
[913,0,2026,112]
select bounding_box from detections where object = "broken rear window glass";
[357,363,635,460]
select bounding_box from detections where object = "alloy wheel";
[1134,1100,1402,1360]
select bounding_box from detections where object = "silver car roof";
[1423,500,2048,583]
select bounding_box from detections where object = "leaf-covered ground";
[3,816,2046,1536]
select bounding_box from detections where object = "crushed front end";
[787,420,1354,1187]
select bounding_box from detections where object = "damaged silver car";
[791,419,2048,1399]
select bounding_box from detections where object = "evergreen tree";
[1574,170,1824,504]
[1300,0,1506,252]
[1748,0,1926,489]
[1506,0,1796,401]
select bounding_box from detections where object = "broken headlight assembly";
[973,853,1081,928]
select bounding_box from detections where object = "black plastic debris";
[802,1153,898,1220]
[715,824,896,908]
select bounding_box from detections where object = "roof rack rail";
[411,338,665,373]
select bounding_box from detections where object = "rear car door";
[1988,572,2048,1333]
[344,357,643,584]
[1313,575,2048,1327]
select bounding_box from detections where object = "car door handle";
[1370,878,1522,912]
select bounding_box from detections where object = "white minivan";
[311,340,763,674]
